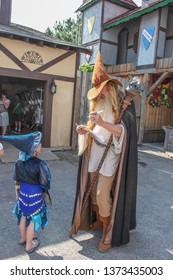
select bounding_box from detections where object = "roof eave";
[76,0,138,12]
[76,0,98,12]
[0,27,91,55]
[104,0,173,29]
[109,0,138,10]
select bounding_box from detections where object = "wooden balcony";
[107,63,136,76]
[156,57,173,71]
[106,57,173,76]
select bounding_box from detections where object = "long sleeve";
[39,160,51,190]
[13,164,19,182]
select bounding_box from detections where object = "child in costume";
[0,132,51,254]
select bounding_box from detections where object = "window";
[117,28,129,64]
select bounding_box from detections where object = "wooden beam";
[0,43,30,71]
[34,51,74,72]
[71,54,80,149]
[37,40,44,46]
[147,72,169,96]
[42,79,52,147]
[138,73,149,144]
[0,67,75,82]
[23,37,29,43]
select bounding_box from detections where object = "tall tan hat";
[87,51,122,100]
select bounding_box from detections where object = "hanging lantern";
[50,79,57,95]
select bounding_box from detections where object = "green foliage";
[79,64,94,72]
[45,27,54,37]
[45,13,82,45]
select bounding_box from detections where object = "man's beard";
[95,94,113,120]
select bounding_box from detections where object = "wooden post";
[71,70,82,149]
[79,72,92,125]
[71,71,92,149]
[138,73,149,144]
[147,72,169,96]
[42,78,52,147]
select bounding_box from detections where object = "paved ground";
[0,142,173,260]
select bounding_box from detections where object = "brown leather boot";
[90,204,102,230]
[98,215,111,253]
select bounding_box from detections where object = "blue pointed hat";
[0,131,42,156]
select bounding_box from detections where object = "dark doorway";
[0,76,45,134]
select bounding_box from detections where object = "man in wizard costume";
[0,132,51,254]
[69,51,138,252]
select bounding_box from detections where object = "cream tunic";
[88,114,125,176]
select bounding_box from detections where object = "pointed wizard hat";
[87,50,122,100]
[0,131,42,156]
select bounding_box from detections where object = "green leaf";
[79,64,94,72]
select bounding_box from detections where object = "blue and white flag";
[142,26,155,50]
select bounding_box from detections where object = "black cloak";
[70,101,138,247]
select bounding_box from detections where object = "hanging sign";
[142,26,155,50]
[88,16,95,35]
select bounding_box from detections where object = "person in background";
[0,90,11,135]
[13,93,23,133]
[0,132,51,254]
[70,51,138,253]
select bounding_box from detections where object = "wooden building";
[0,0,91,148]
[77,0,173,145]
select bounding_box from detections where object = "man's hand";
[89,111,104,126]
[75,124,88,135]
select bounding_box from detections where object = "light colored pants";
[90,172,115,217]
[0,111,9,127]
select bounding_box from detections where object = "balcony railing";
[106,58,173,76]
